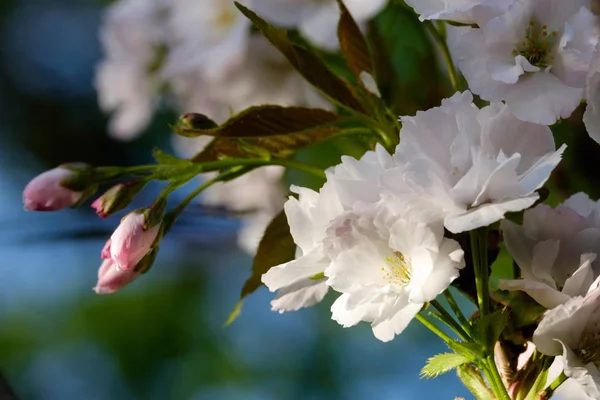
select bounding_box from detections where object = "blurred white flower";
[252,0,387,50]
[533,289,600,399]
[403,0,503,24]
[237,213,274,254]
[584,43,600,145]
[262,145,394,313]
[203,166,286,214]
[95,0,168,140]
[172,36,329,124]
[324,203,464,342]
[161,0,251,79]
[382,91,565,233]
[457,0,599,125]
[500,193,600,309]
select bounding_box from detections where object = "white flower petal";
[562,254,597,298]
[262,250,329,292]
[270,278,329,313]
[371,301,423,342]
[444,195,539,234]
[499,279,571,309]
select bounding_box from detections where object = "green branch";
[423,20,461,93]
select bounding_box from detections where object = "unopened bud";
[23,164,95,211]
[91,181,146,219]
[93,243,159,295]
[108,210,161,270]
[176,113,218,133]
[93,258,142,295]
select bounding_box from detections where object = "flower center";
[216,7,236,29]
[576,331,600,365]
[512,20,558,69]
[382,251,412,287]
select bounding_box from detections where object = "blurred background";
[0,0,597,399]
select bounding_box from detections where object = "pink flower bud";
[93,259,142,295]
[91,197,108,219]
[23,167,85,211]
[109,211,161,270]
[91,181,146,219]
[101,239,112,259]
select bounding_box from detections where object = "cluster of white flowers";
[95,0,388,253]
[496,194,600,398]
[407,0,600,130]
[396,1,600,394]
[263,90,563,341]
[54,0,600,395]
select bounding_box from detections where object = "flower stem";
[543,372,568,398]
[423,20,461,93]
[430,300,470,342]
[484,356,511,400]
[415,313,454,344]
[196,158,326,179]
[443,290,470,328]
[470,228,490,318]
[162,169,242,233]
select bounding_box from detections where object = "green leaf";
[336,0,374,80]
[421,353,468,378]
[175,106,346,160]
[456,364,494,400]
[472,310,509,352]
[446,341,485,363]
[153,148,192,167]
[224,300,243,327]
[227,210,296,324]
[234,2,365,113]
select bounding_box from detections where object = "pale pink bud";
[23,167,84,211]
[109,211,161,270]
[91,197,108,219]
[101,239,112,259]
[91,181,145,219]
[93,259,141,295]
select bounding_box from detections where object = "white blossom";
[237,213,274,254]
[533,289,600,399]
[261,145,394,313]
[251,0,387,50]
[381,91,565,234]
[403,0,504,24]
[95,0,167,140]
[161,0,251,80]
[500,193,600,309]
[172,36,329,125]
[205,165,286,222]
[584,43,600,145]
[457,0,599,125]
[324,203,464,342]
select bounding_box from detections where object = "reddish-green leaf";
[175,106,344,160]
[337,0,374,80]
[226,210,296,325]
[176,106,339,138]
[242,210,296,298]
[234,2,365,113]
